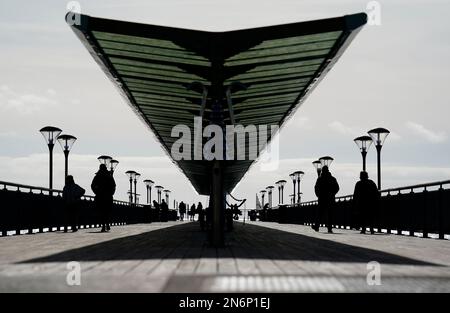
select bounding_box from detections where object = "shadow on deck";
[19,222,438,266]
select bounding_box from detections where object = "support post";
[49,143,54,196]
[210,160,225,247]
[64,150,69,179]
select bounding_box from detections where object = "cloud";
[328,121,359,136]
[406,121,447,143]
[0,85,58,114]
[0,131,18,138]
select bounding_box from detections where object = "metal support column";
[210,160,225,247]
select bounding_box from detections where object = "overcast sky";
[0,0,449,208]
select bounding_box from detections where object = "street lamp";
[289,194,294,204]
[125,170,136,204]
[319,156,334,168]
[275,180,286,204]
[98,155,112,169]
[134,172,141,204]
[57,134,77,179]
[39,126,62,194]
[109,159,119,174]
[368,127,390,190]
[266,186,274,208]
[164,189,171,204]
[354,135,373,172]
[260,190,267,208]
[294,171,304,204]
[143,179,154,204]
[289,173,297,204]
[155,185,164,204]
[312,160,322,177]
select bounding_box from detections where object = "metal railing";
[260,179,450,239]
[0,180,133,206]
[0,180,157,236]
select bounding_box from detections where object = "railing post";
[396,191,403,236]
[409,188,415,237]
[386,191,391,234]
[422,188,428,238]
[438,184,444,239]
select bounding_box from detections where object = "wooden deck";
[0,221,449,292]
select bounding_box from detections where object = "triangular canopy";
[68,12,366,195]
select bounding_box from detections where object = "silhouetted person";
[190,203,196,221]
[160,199,169,222]
[353,171,380,234]
[232,204,242,220]
[153,200,160,222]
[62,175,85,232]
[197,202,203,215]
[314,166,339,233]
[179,201,186,221]
[199,209,206,231]
[91,164,116,232]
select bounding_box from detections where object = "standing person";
[153,200,160,222]
[353,171,380,234]
[160,199,169,222]
[313,166,339,233]
[190,203,196,221]
[179,201,186,221]
[91,164,116,232]
[196,202,203,216]
[62,175,85,232]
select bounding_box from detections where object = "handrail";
[380,179,450,194]
[286,179,450,207]
[0,180,138,207]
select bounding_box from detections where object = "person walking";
[190,203,196,221]
[353,171,380,234]
[62,175,85,232]
[153,200,160,222]
[91,164,116,232]
[160,199,169,222]
[179,201,186,221]
[313,165,339,233]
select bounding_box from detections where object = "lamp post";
[289,173,297,204]
[134,172,141,204]
[266,186,274,208]
[57,134,77,179]
[319,156,334,168]
[275,181,281,204]
[39,126,62,194]
[143,179,154,204]
[312,160,322,177]
[164,189,171,204]
[125,170,136,204]
[97,155,112,168]
[289,194,294,204]
[260,190,267,208]
[109,159,119,174]
[276,180,287,204]
[155,185,164,204]
[368,127,390,190]
[354,136,373,172]
[294,171,304,204]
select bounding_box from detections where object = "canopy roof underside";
[68,12,366,195]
